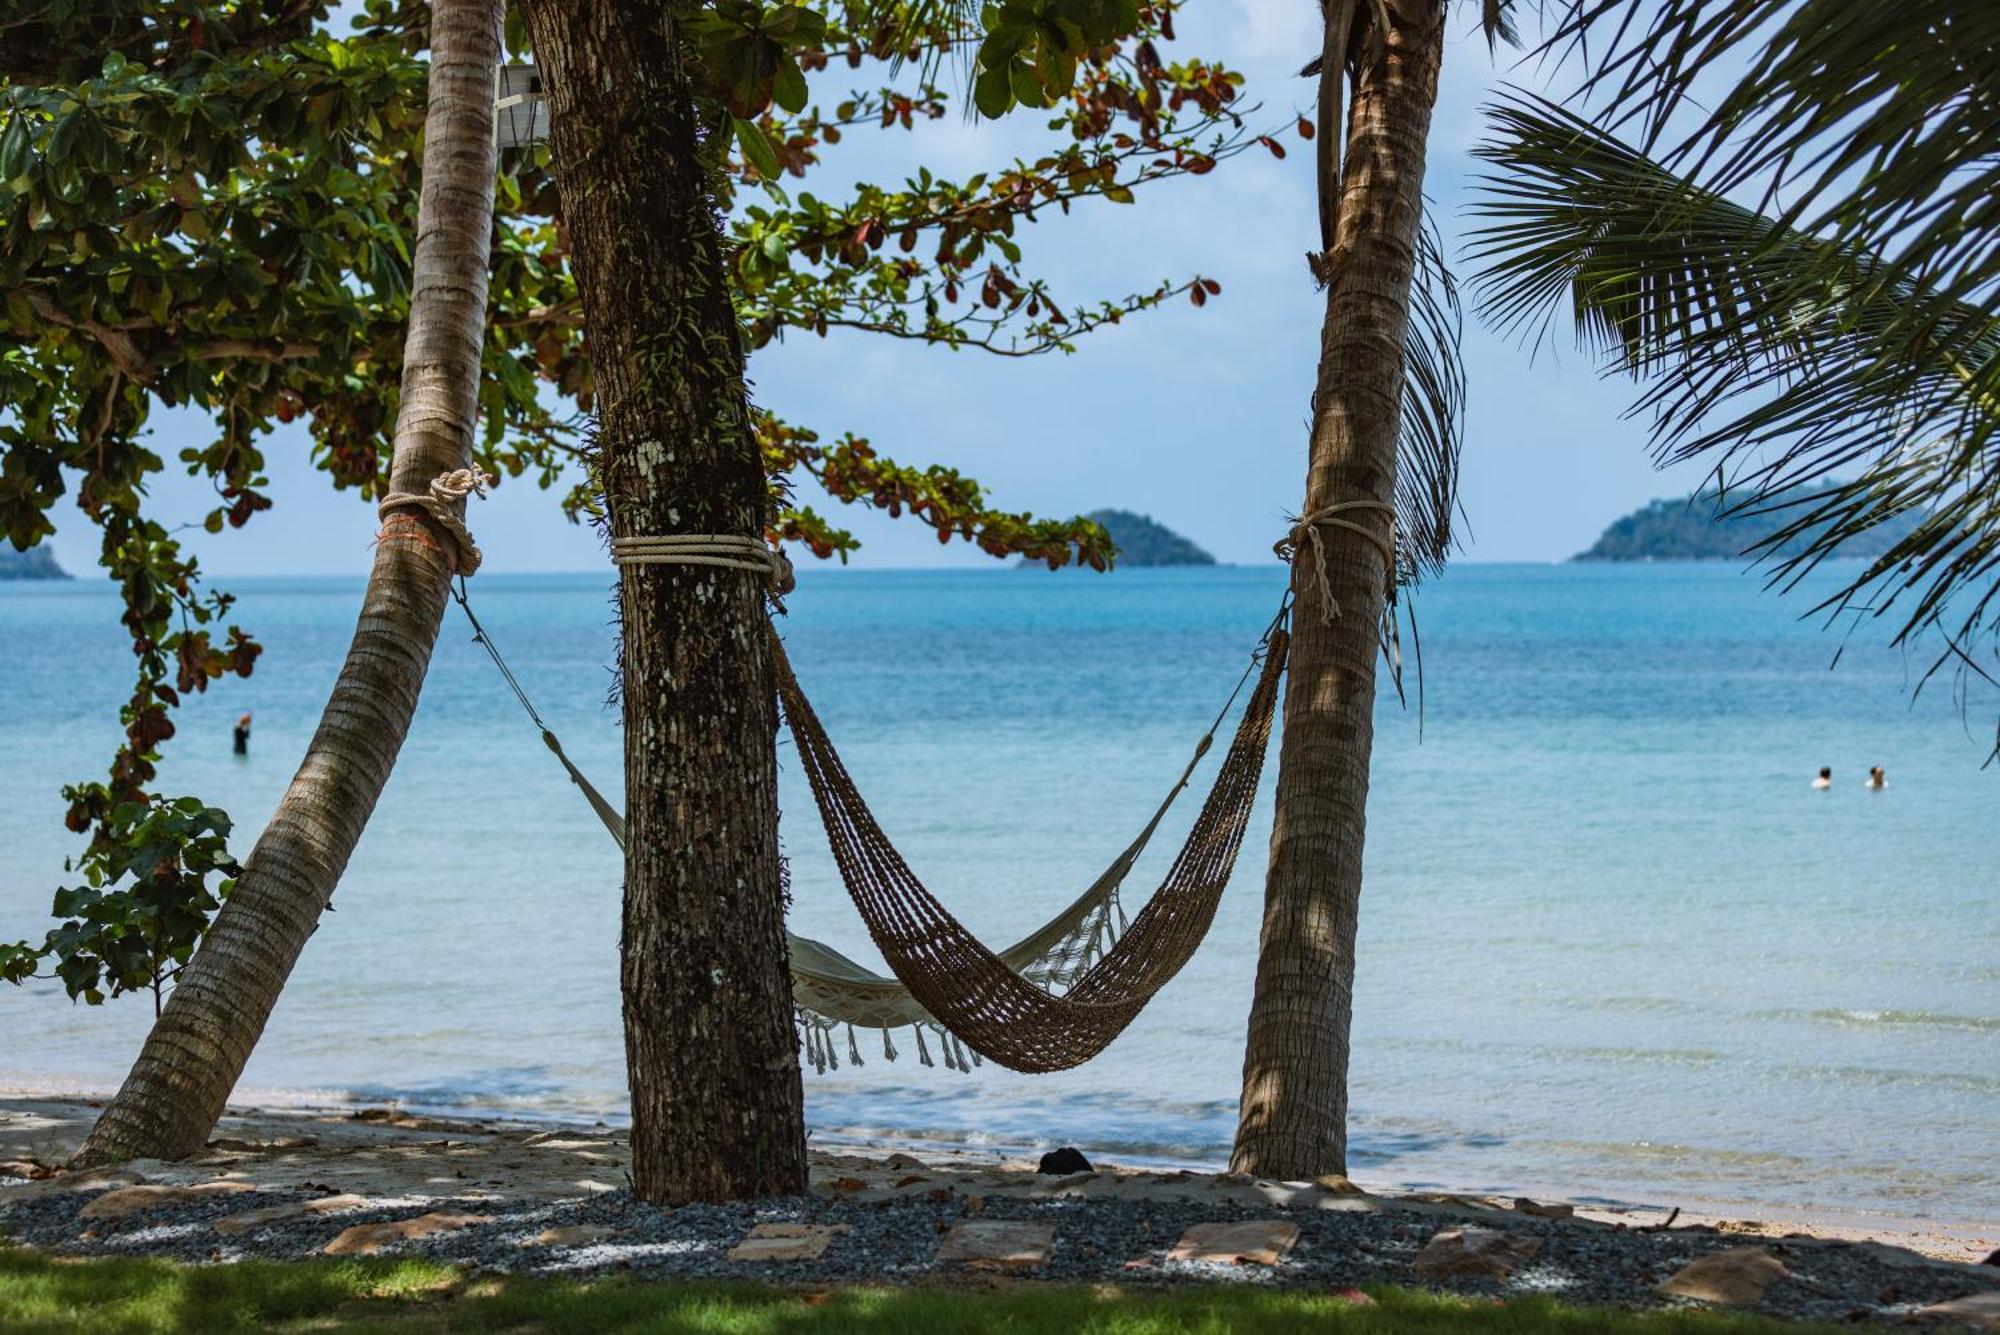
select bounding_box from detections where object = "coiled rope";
[377,468,494,574]
[1275,499,1397,622]
[610,534,796,601]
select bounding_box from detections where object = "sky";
[34,0,1723,579]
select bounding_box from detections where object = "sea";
[2,563,1995,1227]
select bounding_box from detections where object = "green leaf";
[0,116,30,182]
[973,64,1014,120]
[47,110,80,165]
[1009,61,1044,109]
[772,60,808,115]
[733,115,780,180]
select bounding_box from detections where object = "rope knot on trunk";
[377,468,495,574]
[611,534,796,603]
[1276,500,1397,623]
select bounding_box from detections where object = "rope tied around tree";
[611,534,797,605]
[1276,499,1398,623]
[377,468,495,575]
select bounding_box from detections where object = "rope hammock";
[396,476,1391,1076]
[774,623,1287,1072]
[452,580,1288,1074]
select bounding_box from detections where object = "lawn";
[0,1249,1862,1334]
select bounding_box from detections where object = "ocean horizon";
[3,563,1995,1227]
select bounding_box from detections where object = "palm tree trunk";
[76,0,503,1165]
[520,1,807,1204]
[1231,0,1443,1181]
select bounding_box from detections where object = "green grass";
[0,1249,1857,1334]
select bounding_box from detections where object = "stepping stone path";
[728,1223,851,1262]
[80,1182,256,1221]
[1168,1220,1301,1266]
[938,1220,1055,1271]
[1411,1227,1543,1281]
[323,1211,492,1256]
[213,1194,368,1236]
[1655,1246,1790,1306]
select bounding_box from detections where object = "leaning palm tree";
[78,0,506,1163]
[1242,0,1999,1177]
[1231,0,1511,1181]
[1467,66,1999,741]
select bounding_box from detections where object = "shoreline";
[3,1094,1991,1267]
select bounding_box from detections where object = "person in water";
[1812,766,1832,790]
[1865,765,1886,789]
[233,712,252,755]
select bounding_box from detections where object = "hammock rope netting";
[454,580,1291,1075]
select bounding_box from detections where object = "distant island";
[0,546,69,580]
[1575,484,1923,562]
[1085,509,1217,568]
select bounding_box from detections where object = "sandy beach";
[5,1095,1995,1327]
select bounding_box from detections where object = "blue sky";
[36,1,1720,579]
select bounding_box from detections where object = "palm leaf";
[1396,204,1466,583]
[1541,0,2000,320]
[1466,94,2000,671]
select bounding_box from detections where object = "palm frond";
[1396,204,1466,582]
[1541,0,2000,317]
[1467,93,2000,663]
[1479,0,1520,52]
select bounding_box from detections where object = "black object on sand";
[1038,1147,1093,1175]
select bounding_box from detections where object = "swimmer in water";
[233,712,252,756]
[1812,766,1832,790]
[1865,765,1885,790]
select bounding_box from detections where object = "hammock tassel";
[882,1027,898,1062]
[914,1024,935,1068]
[847,1023,864,1067]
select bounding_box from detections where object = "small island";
[0,546,69,580]
[1084,508,1217,568]
[1575,483,1922,562]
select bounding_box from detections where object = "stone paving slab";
[213,1193,369,1236]
[1411,1226,1543,1280]
[79,1182,256,1220]
[938,1220,1055,1271]
[729,1222,850,1262]
[1168,1220,1301,1265]
[323,1211,492,1256]
[531,1224,621,1248]
[1655,1246,1790,1306]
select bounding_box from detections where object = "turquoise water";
[2,565,1995,1223]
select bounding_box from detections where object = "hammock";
[455,584,1288,1074]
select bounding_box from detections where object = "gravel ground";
[4,1178,1995,1326]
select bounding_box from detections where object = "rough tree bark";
[519,1,808,1203]
[1231,0,1444,1181]
[76,0,504,1165]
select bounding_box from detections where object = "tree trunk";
[520,1,807,1204]
[1231,0,1443,1181]
[76,0,503,1165]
